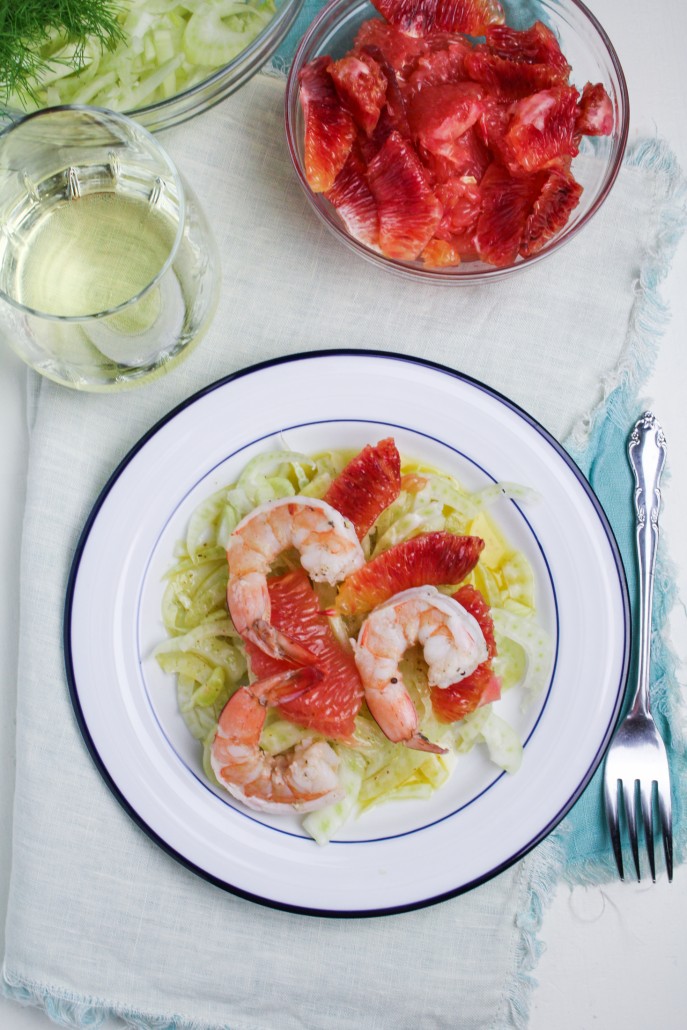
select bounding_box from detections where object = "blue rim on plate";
[63,349,630,917]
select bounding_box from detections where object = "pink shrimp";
[226,497,365,664]
[353,586,488,753]
[210,668,344,813]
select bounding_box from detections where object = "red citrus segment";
[575,82,613,136]
[408,83,486,171]
[245,571,363,739]
[520,167,583,257]
[299,56,356,193]
[503,86,580,174]
[328,52,388,136]
[452,583,496,656]
[485,21,570,78]
[406,33,472,91]
[432,583,501,722]
[431,661,501,721]
[336,531,485,616]
[323,438,401,538]
[435,176,482,238]
[357,46,412,151]
[367,130,443,259]
[421,237,462,267]
[475,93,513,152]
[370,0,505,38]
[353,19,426,77]
[465,22,571,98]
[474,162,545,266]
[325,146,380,249]
[429,123,490,181]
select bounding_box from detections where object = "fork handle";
[628,412,666,716]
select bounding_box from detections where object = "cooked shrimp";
[353,586,488,753]
[226,496,365,663]
[210,668,344,813]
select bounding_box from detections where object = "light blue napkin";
[558,387,687,881]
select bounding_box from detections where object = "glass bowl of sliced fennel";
[0,0,304,133]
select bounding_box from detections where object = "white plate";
[65,351,629,915]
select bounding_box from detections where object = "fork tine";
[604,775,625,880]
[658,787,673,882]
[640,782,656,882]
[623,778,641,882]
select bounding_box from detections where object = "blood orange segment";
[245,571,363,739]
[475,93,513,152]
[474,162,545,266]
[520,167,583,258]
[435,177,482,238]
[427,123,491,182]
[421,237,462,267]
[299,55,356,193]
[336,531,485,616]
[431,661,501,721]
[503,86,580,174]
[367,130,443,259]
[406,33,472,90]
[575,81,613,136]
[328,52,388,136]
[323,437,401,538]
[452,583,497,656]
[431,583,501,722]
[465,21,571,98]
[370,0,505,38]
[325,146,380,249]
[353,18,426,76]
[359,45,412,149]
[484,20,570,80]
[408,83,486,169]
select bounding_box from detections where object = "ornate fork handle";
[627,411,667,718]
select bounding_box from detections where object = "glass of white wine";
[0,106,220,390]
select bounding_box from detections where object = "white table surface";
[2,1,686,1026]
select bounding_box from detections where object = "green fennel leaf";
[0,0,126,104]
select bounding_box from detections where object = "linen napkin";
[2,71,686,1029]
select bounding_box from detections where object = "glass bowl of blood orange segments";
[284,0,629,282]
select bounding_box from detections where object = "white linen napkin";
[2,73,685,1029]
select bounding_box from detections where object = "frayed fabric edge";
[567,136,687,457]
[492,831,568,1030]
[2,966,229,1030]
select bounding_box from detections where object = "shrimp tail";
[250,666,324,707]
[247,619,320,666]
[405,732,448,755]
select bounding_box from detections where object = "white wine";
[14,189,177,318]
[0,107,219,390]
[1,172,190,372]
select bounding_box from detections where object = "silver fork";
[603,411,673,882]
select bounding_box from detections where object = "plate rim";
[63,348,631,917]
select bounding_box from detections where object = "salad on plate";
[154,437,552,844]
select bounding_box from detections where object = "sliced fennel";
[302,751,366,847]
[7,0,279,115]
[492,607,553,705]
[184,0,275,67]
[156,443,551,844]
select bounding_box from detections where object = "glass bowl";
[1,0,304,133]
[285,0,629,283]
